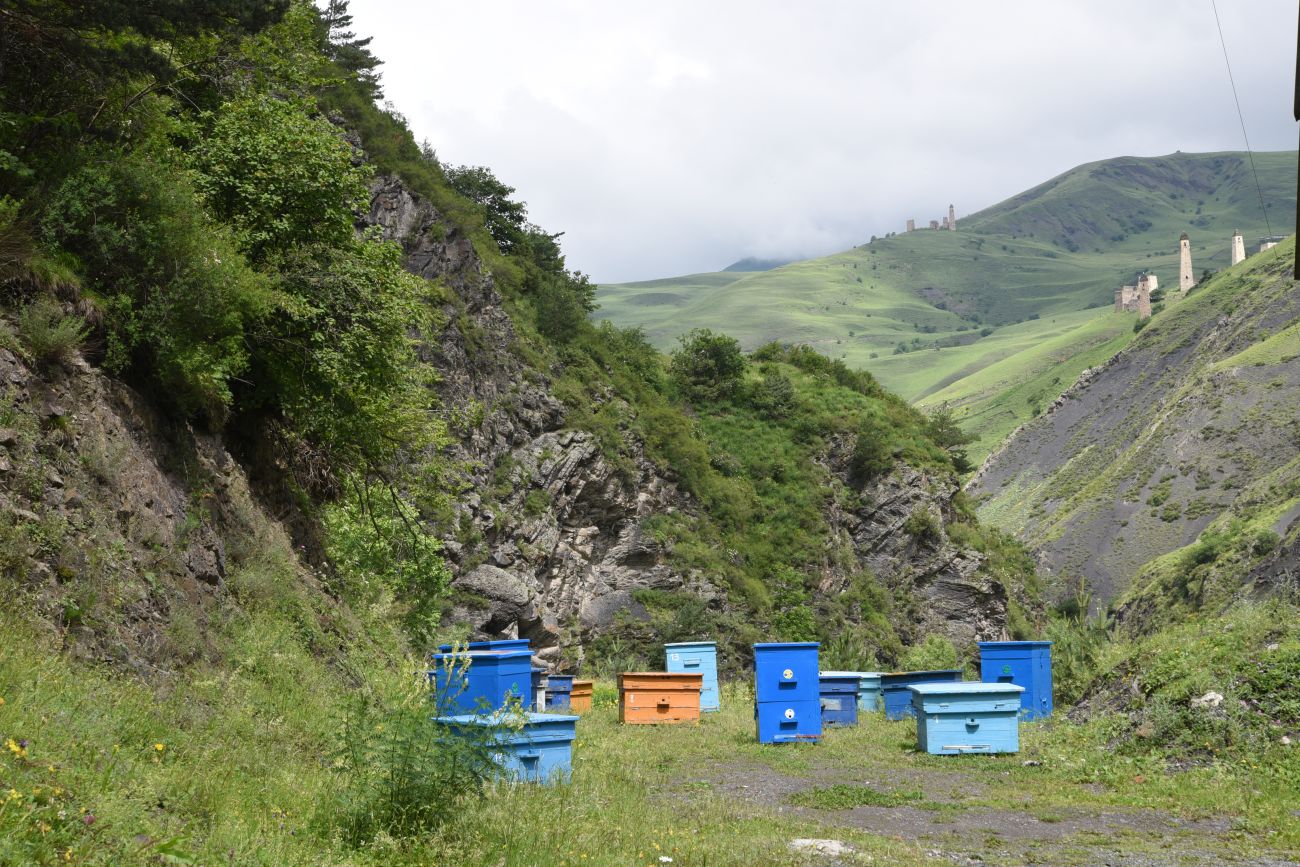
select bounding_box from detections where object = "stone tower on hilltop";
[906,218,915,232]
[1230,229,1245,265]
[948,204,956,231]
[1179,233,1194,293]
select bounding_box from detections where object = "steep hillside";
[597,152,1295,458]
[971,239,1300,615]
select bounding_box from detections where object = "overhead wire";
[1210,0,1274,238]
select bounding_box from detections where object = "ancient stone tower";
[1230,229,1245,265]
[1137,284,1152,320]
[1179,233,1194,293]
[948,204,956,231]
[906,219,915,233]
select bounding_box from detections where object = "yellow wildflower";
[6,788,19,802]
[154,743,165,752]
[5,738,27,758]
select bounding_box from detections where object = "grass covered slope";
[972,239,1300,609]
[597,152,1294,452]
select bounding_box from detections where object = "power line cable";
[1210,0,1273,238]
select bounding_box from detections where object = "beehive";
[438,638,532,653]
[545,674,574,710]
[665,641,720,711]
[880,669,963,720]
[531,667,548,712]
[617,672,702,724]
[429,649,532,715]
[821,670,883,713]
[569,679,594,713]
[435,712,579,783]
[818,673,860,727]
[753,642,821,743]
[978,641,1053,720]
[909,682,1024,755]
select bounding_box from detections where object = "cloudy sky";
[348,1,1297,283]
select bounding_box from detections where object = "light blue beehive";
[665,641,719,711]
[909,682,1024,755]
[434,712,579,783]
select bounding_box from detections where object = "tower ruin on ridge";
[948,204,956,231]
[1179,233,1195,294]
[1230,229,1245,265]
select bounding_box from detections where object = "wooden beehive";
[569,679,593,713]
[617,672,702,724]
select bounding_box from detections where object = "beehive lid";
[909,682,1023,696]
[619,672,703,690]
[753,642,819,649]
[978,641,1052,648]
[881,669,963,681]
[820,670,882,678]
[664,641,717,649]
[430,648,532,661]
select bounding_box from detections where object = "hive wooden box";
[570,679,594,713]
[617,672,703,724]
[910,682,1024,755]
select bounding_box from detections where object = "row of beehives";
[425,638,1053,784]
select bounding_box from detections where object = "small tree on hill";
[670,328,745,402]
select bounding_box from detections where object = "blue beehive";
[753,642,821,744]
[665,641,720,711]
[909,682,1024,755]
[821,670,883,713]
[880,669,964,720]
[429,649,532,714]
[438,638,531,653]
[435,712,579,783]
[979,641,1053,720]
[818,673,860,727]
[545,674,574,710]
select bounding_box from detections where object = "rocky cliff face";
[367,175,1015,661]
[971,241,1300,612]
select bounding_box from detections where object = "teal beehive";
[665,641,719,711]
[821,670,883,713]
[909,682,1024,755]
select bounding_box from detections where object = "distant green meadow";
[596,151,1296,462]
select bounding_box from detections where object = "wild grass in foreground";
[1,601,1296,865]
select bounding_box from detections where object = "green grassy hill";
[597,151,1296,459]
[971,239,1300,611]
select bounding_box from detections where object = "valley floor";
[425,684,1298,866]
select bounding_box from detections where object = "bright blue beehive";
[545,674,574,710]
[909,682,1024,755]
[880,669,963,720]
[435,712,579,783]
[821,670,883,712]
[818,673,860,727]
[438,638,531,653]
[665,641,719,711]
[979,641,1053,720]
[429,649,532,714]
[753,642,821,744]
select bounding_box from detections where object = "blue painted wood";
[978,641,1053,719]
[438,639,532,653]
[753,643,821,743]
[435,712,579,784]
[429,649,532,715]
[880,670,964,720]
[545,674,574,710]
[821,670,883,712]
[665,642,720,712]
[910,682,1024,755]
[818,674,861,727]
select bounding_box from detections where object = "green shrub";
[903,509,942,545]
[850,415,894,481]
[15,297,86,365]
[899,633,959,671]
[670,328,745,401]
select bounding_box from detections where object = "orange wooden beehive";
[569,679,594,712]
[617,672,703,724]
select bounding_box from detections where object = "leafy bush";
[670,328,745,401]
[850,415,894,481]
[15,297,86,365]
[899,633,959,671]
[903,509,942,545]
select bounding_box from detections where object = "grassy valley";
[598,151,1296,460]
